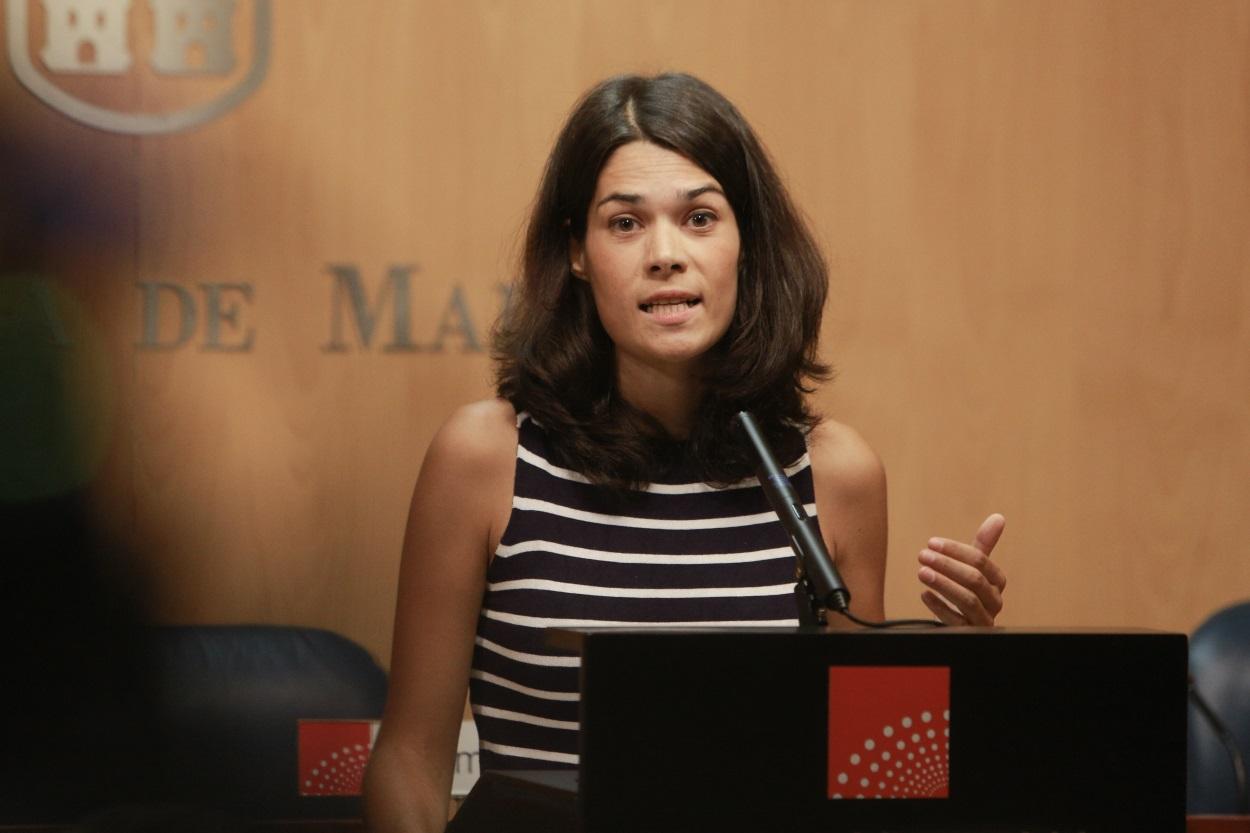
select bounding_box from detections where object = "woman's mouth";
[639,299,701,314]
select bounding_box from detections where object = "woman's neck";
[615,356,702,439]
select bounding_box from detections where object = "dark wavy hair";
[493,72,830,488]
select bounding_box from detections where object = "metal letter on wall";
[136,282,197,349]
[322,265,421,353]
[201,282,255,351]
[428,285,482,353]
[4,0,270,134]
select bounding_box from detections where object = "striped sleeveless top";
[468,412,813,770]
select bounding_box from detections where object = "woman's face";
[570,141,741,382]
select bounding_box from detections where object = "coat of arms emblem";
[5,0,270,134]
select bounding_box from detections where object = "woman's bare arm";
[808,419,1007,627]
[808,419,889,627]
[363,400,518,833]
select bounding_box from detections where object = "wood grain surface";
[1,0,1247,669]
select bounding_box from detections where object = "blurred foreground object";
[1189,601,1250,814]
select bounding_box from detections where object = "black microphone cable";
[835,607,945,630]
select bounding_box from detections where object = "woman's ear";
[569,235,588,281]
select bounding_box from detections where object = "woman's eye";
[610,217,638,232]
[689,211,716,228]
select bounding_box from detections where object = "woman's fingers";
[917,514,1007,625]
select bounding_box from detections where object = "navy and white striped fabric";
[468,412,813,769]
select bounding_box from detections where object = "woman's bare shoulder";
[409,398,519,554]
[424,398,519,475]
[805,419,888,621]
[806,418,886,500]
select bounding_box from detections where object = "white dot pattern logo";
[302,744,371,794]
[298,721,378,797]
[831,710,950,800]
[827,666,951,801]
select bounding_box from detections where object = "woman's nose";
[647,222,686,275]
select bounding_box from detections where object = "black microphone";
[736,411,851,613]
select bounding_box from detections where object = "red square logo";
[827,666,950,800]
[297,720,379,796]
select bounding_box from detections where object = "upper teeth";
[644,300,697,313]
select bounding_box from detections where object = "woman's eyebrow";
[685,184,725,200]
[595,192,641,209]
[595,184,724,210]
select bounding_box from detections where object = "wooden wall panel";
[1,0,1247,669]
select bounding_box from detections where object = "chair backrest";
[1188,601,1250,813]
[151,624,388,820]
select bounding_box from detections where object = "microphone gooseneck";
[736,411,850,614]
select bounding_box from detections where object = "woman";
[364,72,1006,833]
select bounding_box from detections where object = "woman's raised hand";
[917,514,1007,625]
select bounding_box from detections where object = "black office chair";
[150,624,388,821]
[1187,600,1250,814]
